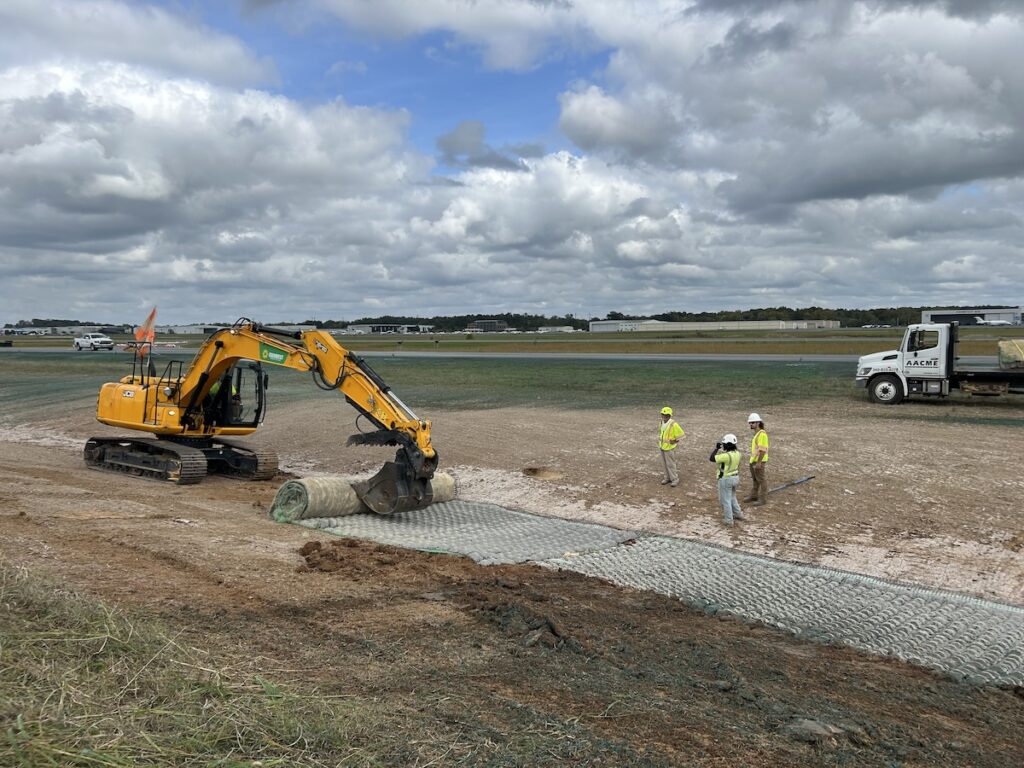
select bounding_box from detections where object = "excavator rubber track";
[84,437,208,484]
[207,439,279,480]
[84,437,279,484]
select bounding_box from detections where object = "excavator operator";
[205,374,240,426]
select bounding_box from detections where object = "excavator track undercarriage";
[84,437,278,485]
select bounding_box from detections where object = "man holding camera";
[710,434,744,525]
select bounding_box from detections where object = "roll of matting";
[270,472,456,521]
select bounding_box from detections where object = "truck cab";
[855,323,955,404]
[74,332,114,351]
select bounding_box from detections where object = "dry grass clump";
[0,564,381,767]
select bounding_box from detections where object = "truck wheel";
[869,374,904,405]
[74,343,81,351]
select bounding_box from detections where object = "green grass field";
[4,350,1023,426]
[0,351,856,423]
[282,357,856,411]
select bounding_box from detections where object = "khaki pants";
[746,462,767,503]
[660,449,679,486]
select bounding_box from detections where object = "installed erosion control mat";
[547,536,1024,687]
[285,500,1024,686]
[293,499,637,566]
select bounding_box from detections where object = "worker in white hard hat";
[743,412,769,506]
[658,406,685,488]
[709,433,744,525]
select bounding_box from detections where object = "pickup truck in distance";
[855,322,1024,404]
[74,332,114,351]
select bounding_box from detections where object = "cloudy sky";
[2,0,1023,325]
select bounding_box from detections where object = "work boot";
[741,496,755,503]
[661,479,671,485]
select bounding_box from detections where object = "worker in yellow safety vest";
[658,406,685,487]
[744,412,769,506]
[710,433,744,525]
[208,378,237,398]
[206,376,240,425]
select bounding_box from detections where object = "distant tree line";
[307,312,589,332]
[310,305,1015,331]
[8,305,1017,332]
[2,318,106,328]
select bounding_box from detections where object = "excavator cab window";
[206,362,267,428]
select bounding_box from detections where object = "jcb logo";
[122,391,135,398]
[315,340,329,354]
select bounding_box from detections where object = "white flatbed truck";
[855,322,1024,404]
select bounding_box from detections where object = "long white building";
[588,319,841,333]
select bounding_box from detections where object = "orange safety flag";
[131,306,157,356]
[135,306,157,343]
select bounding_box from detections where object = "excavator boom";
[87,319,438,514]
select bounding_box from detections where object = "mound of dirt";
[297,539,404,575]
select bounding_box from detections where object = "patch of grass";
[0,353,130,420]
[0,352,858,421]
[4,352,1022,425]
[0,352,202,422]
[0,564,387,767]
[264,357,858,411]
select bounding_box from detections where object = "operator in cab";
[206,374,240,426]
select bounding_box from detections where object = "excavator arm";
[175,320,438,514]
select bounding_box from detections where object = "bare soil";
[1,399,1023,766]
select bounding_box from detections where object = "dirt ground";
[1,398,1023,765]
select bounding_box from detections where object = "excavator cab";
[204,362,267,429]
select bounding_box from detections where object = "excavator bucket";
[351,460,434,515]
[347,432,438,515]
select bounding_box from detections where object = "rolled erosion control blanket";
[429,472,456,504]
[270,472,456,522]
[998,339,1024,369]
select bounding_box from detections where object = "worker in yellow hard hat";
[658,406,685,487]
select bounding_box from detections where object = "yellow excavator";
[85,319,438,515]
